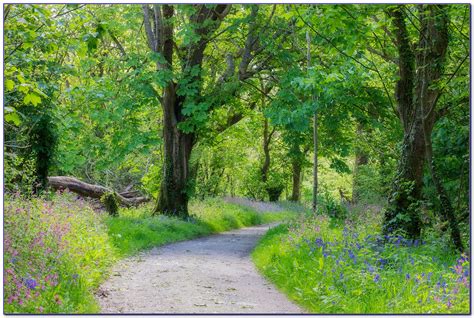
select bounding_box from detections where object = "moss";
[101,192,119,216]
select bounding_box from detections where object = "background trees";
[4,4,469,249]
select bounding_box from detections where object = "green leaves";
[179,101,210,133]
[4,107,21,126]
[5,79,15,91]
[23,92,42,106]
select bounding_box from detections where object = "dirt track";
[97,223,303,314]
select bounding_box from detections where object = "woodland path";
[97,201,303,314]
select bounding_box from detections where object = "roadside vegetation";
[4,192,296,313]
[253,203,470,314]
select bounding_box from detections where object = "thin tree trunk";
[261,117,271,184]
[306,30,318,213]
[424,133,463,251]
[352,122,369,203]
[290,159,302,202]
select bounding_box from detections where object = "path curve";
[97,223,303,314]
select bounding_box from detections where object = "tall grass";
[252,205,470,314]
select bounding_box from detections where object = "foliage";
[252,206,470,314]
[2,4,470,314]
[4,192,117,314]
[318,191,348,220]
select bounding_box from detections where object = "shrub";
[100,192,119,216]
[318,191,347,220]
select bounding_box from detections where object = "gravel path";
[97,223,303,314]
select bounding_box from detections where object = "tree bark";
[142,4,272,217]
[306,30,318,213]
[290,159,302,202]
[384,5,452,239]
[154,83,195,217]
[416,5,463,251]
[352,122,369,203]
[261,117,271,184]
[48,176,149,206]
[384,6,424,238]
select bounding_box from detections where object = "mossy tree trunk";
[384,5,455,241]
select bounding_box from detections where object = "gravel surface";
[97,223,303,314]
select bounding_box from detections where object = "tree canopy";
[4,4,469,246]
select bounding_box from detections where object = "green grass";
[252,205,470,314]
[107,197,296,256]
[4,193,297,314]
[4,193,116,314]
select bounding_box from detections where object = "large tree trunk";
[142,4,234,217]
[416,5,463,251]
[384,5,451,239]
[154,84,195,217]
[384,120,426,238]
[384,6,424,238]
[48,176,149,206]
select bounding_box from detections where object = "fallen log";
[48,176,149,207]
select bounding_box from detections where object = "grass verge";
[252,206,470,314]
[4,193,296,313]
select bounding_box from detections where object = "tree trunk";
[154,84,195,217]
[425,132,463,251]
[416,5,463,251]
[48,176,149,206]
[352,122,369,203]
[261,117,271,184]
[384,5,451,239]
[306,30,318,213]
[384,120,426,238]
[384,6,423,238]
[290,159,302,202]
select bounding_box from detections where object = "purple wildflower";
[427,272,433,281]
[25,278,37,290]
[348,249,354,258]
[374,274,380,283]
[315,238,324,247]
[447,300,452,309]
